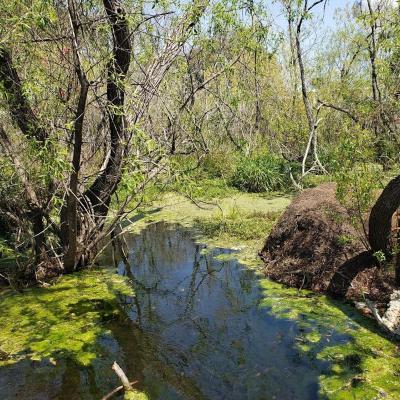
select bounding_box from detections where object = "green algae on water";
[125,192,400,399]
[124,389,150,400]
[123,192,290,268]
[259,278,400,400]
[3,191,394,400]
[0,269,133,367]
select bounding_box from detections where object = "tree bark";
[60,0,90,273]
[365,0,386,163]
[369,175,400,254]
[0,48,47,142]
[84,0,131,222]
[369,175,400,284]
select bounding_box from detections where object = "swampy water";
[1,222,399,399]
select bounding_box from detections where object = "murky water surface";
[0,222,398,399]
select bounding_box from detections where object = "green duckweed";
[0,269,133,367]
[259,278,400,399]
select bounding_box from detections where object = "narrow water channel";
[111,222,328,400]
[1,222,399,399]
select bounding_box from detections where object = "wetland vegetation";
[1,0,400,399]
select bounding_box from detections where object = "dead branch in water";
[112,361,132,390]
[100,362,138,400]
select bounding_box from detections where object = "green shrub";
[201,151,239,179]
[231,154,288,192]
[302,173,332,188]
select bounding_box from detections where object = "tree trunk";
[84,0,131,222]
[60,0,90,273]
[366,0,386,164]
[29,208,48,265]
[0,48,47,142]
[294,8,325,177]
[369,175,400,284]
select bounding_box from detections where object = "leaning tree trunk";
[0,49,51,268]
[84,0,131,222]
[369,174,400,284]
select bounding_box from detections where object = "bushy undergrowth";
[231,154,289,192]
[201,151,239,179]
[116,151,297,209]
[329,132,385,240]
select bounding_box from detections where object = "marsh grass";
[194,207,281,241]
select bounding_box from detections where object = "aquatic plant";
[259,278,400,399]
[194,208,281,241]
[0,269,133,367]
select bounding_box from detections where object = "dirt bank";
[260,183,394,302]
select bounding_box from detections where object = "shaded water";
[1,222,398,399]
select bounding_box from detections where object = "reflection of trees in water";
[106,316,207,400]
[112,223,245,327]
[5,222,321,400]
[109,222,261,399]
[79,222,357,400]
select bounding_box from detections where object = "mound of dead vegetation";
[260,183,393,302]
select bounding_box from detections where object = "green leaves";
[332,126,381,214]
[26,137,71,184]
[231,154,289,193]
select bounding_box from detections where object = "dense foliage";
[231,154,288,192]
[0,0,400,281]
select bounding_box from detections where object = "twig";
[101,381,139,400]
[112,361,132,390]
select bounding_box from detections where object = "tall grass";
[231,154,288,192]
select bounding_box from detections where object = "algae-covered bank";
[0,193,400,399]
[0,270,149,399]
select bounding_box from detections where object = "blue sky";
[267,0,353,33]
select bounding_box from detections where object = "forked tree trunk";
[369,174,400,284]
[293,2,326,177]
[63,0,132,271]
